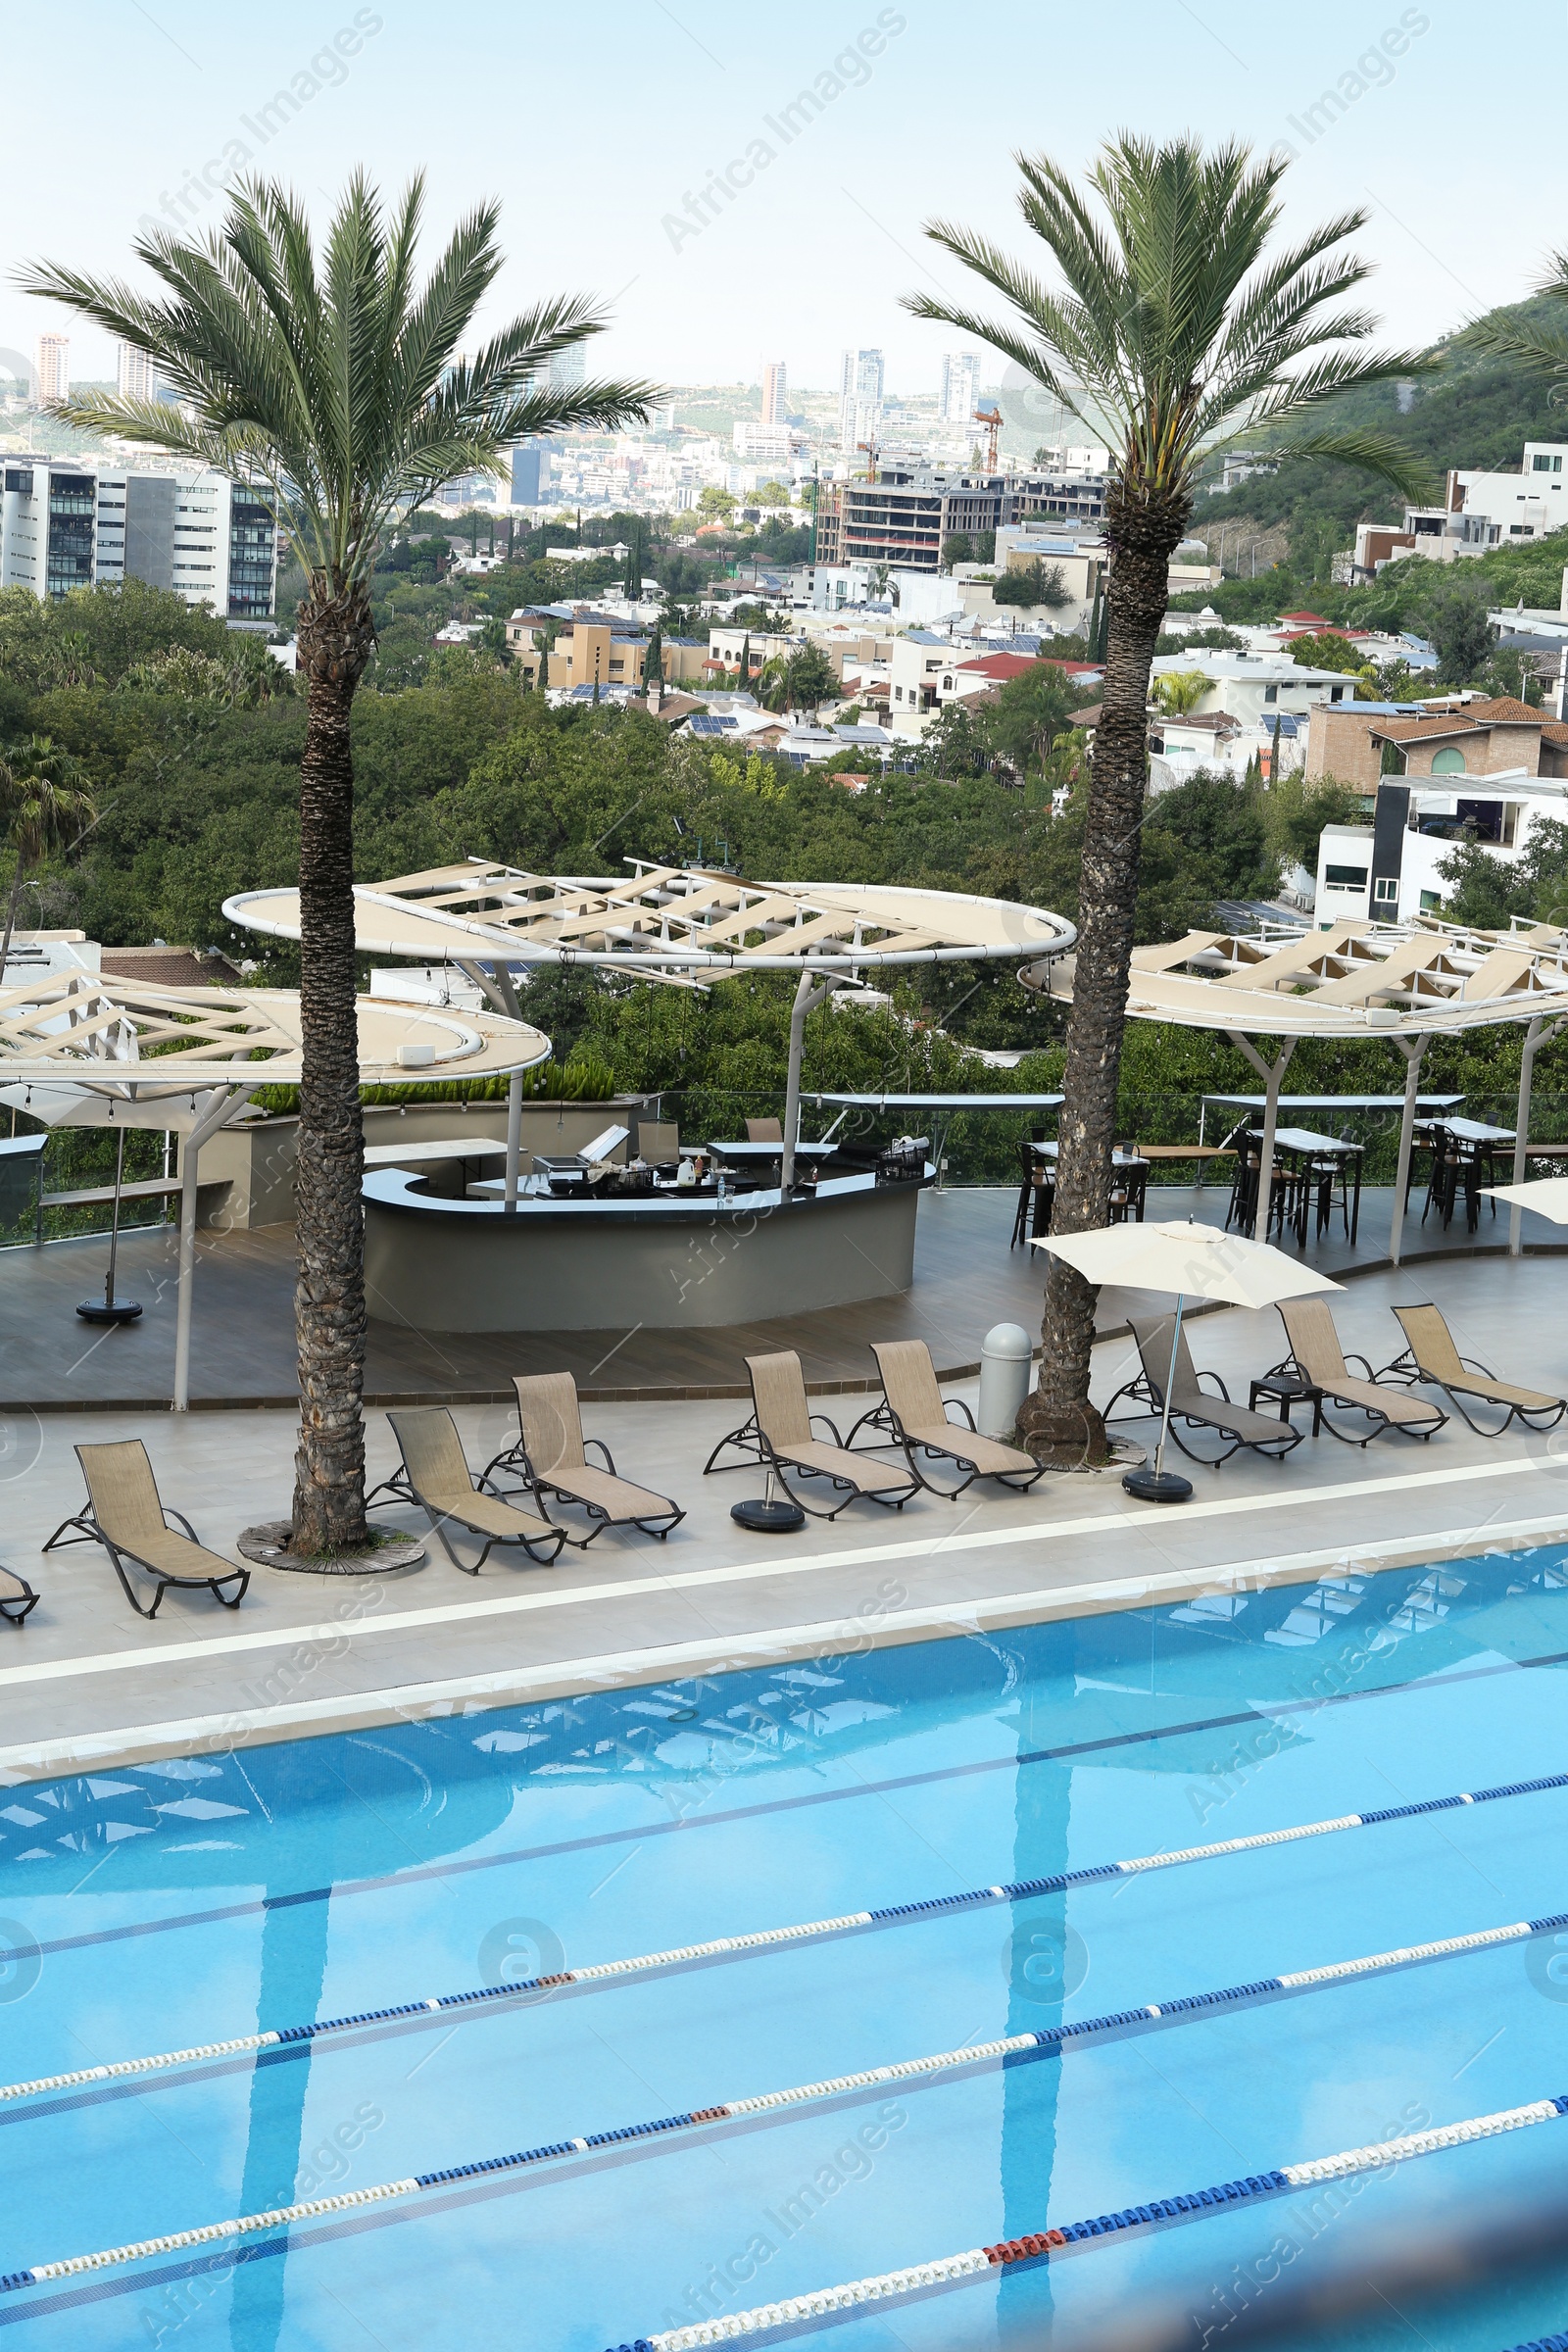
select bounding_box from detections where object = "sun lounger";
[1106,1317,1303,1465]
[43,1440,250,1618]
[386,1408,566,1574]
[745,1118,784,1143]
[705,1350,918,1518]
[845,1339,1044,1494]
[1271,1298,1446,1445]
[483,1373,685,1542]
[0,1567,38,1626]
[1382,1303,1568,1436]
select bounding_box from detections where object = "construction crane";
[972,403,1002,470]
[856,436,880,481]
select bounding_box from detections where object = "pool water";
[4,1549,1568,2352]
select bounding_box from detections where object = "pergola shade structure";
[1023,916,1568,1259]
[228,861,1077,1186]
[0,967,551,1404]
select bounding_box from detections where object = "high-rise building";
[760,362,787,425]
[1,455,276,616]
[838,349,884,451]
[939,352,981,427]
[33,335,69,406]
[117,342,156,402]
[546,344,586,391]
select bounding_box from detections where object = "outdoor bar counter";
[362,1160,930,1332]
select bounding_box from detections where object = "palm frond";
[18,173,659,597]
[1272,426,1434,502]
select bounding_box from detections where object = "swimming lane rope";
[2,1906,1565,2298]
[2,1767,1560,2112]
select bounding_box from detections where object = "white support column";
[1510,1014,1567,1256]
[782,968,838,1192]
[1226,1032,1297,1243]
[1388,1033,1430,1269]
[172,1085,255,1411]
[505,1069,523,1210]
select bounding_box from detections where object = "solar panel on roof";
[688,714,739,735]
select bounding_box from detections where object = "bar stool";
[1010,1145,1054,1248]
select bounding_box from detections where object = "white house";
[1313,768,1568,925]
[1150,650,1359,730]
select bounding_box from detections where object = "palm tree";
[904,134,1425,1462]
[22,174,655,1550]
[0,737,95,979]
[1152,668,1209,718]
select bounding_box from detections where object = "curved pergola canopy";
[225,860,1076,975]
[1023,917,1568,1038]
[0,967,551,1102]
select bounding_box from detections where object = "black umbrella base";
[75,1299,143,1325]
[1121,1466,1194,1505]
[731,1496,807,1533]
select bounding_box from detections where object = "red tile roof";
[954,652,1041,680]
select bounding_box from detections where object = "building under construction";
[812,463,1106,572]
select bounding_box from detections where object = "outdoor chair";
[385,1408,567,1574]
[1104,1316,1303,1466]
[43,1440,250,1619]
[1382,1303,1568,1437]
[704,1350,918,1518]
[0,1567,38,1626]
[746,1117,784,1144]
[1267,1298,1446,1446]
[845,1340,1045,1495]
[483,1372,685,1543]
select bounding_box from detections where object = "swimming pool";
[3,1544,1568,2352]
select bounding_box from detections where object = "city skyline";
[0,2,1556,398]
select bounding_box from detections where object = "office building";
[838,348,884,450]
[760,362,787,425]
[33,335,69,405]
[117,342,157,402]
[546,344,586,391]
[510,441,546,506]
[939,353,980,427]
[0,456,276,617]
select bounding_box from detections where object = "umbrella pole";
[75,1121,143,1326]
[1153,1293,1183,1482]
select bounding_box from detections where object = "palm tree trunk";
[1017,508,1184,1466]
[291,587,374,1553]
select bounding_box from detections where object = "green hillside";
[1185,295,1568,595]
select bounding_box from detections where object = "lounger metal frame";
[0,1573,38,1627]
[44,1486,250,1619]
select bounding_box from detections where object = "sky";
[0,2,1558,402]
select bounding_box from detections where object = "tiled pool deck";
[4,1248,1565,1784]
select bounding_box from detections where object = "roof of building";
[1161,710,1242,733]
[98,946,245,990]
[956,652,1039,681]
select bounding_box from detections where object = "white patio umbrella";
[1033,1219,1344,1502]
[1484,1178,1568,1223]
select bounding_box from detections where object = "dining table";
[1250,1126,1366,1248]
[1413,1116,1515,1232]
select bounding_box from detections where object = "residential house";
[1149,651,1359,731]
[1314,768,1568,924]
[1305,695,1568,788]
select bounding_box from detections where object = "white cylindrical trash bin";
[977,1322,1033,1440]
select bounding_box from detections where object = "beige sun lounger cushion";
[1393,1304,1565,1413]
[748,1351,912,1494]
[391,1409,551,1537]
[1278,1299,1441,1427]
[871,1341,1038,1476]
[513,1374,679,1522]
[77,1441,246,1583]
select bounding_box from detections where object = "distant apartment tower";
[117,342,157,402]
[546,343,586,391]
[760,361,787,425]
[0,456,276,616]
[33,335,69,405]
[939,352,981,426]
[838,348,884,450]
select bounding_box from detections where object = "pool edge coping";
[4,1508,1566,1783]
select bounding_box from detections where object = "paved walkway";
[3,1250,1564,1782]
